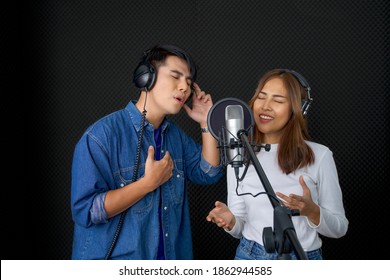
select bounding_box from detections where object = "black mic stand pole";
[237,129,308,260]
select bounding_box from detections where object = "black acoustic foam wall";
[16,0,389,260]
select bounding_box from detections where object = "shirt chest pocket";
[113,164,154,214]
[166,159,185,204]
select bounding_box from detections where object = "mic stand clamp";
[263,205,302,260]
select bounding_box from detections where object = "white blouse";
[226,141,349,251]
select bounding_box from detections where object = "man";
[71,44,222,259]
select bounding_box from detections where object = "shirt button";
[164,206,168,210]
[120,183,124,187]
[165,233,168,237]
[176,174,180,178]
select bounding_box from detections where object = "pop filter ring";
[207,97,254,142]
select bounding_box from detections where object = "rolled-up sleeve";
[200,155,222,177]
[90,192,108,224]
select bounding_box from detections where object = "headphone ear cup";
[133,63,156,90]
[280,69,312,116]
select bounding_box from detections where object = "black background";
[14,0,389,260]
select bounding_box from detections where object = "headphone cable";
[104,93,148,259]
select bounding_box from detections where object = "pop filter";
[207,97,254,142]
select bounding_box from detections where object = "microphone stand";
[237,129,308,260]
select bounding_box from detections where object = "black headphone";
[133,49,156,91]
[280,69,313,117]
[133,44,197,94]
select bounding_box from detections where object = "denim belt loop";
[247,239,255,254]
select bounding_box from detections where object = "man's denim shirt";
[71,101,222,259]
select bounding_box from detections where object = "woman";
[206,69,348,260]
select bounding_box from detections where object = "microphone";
[207,98,254,169]
[225,105,244,172]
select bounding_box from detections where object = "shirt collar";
[125,100,170,132]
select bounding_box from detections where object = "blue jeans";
[234,236,323,260]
